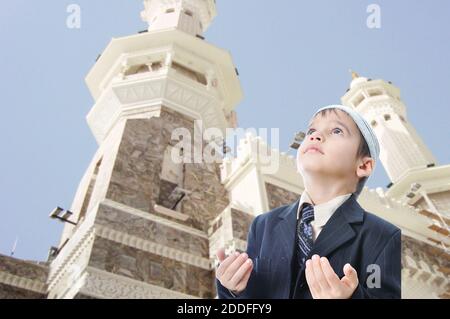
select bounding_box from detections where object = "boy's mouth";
[304,146,324,154]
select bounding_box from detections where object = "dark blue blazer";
[216,193,401,299]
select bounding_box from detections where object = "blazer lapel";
[272,193,364,262]
[274,198,300,260]
[310,193,364,259]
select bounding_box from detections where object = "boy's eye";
[306,128,343,135]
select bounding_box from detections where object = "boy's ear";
[356,156,375,179]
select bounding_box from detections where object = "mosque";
[0,0,448,299]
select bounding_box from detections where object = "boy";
[215,104,401,299]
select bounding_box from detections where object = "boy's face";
[297,109,369,188]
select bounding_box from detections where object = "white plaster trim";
[95,225,212,270]
[47,228,95,293]
[359,188,450,247]
[48,209,97,284]
[401,228,448,249]
[257,167,270,213]
[0,271,47,294]
[221,155,254,189]
[80,267,198,299]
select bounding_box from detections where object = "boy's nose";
[309,135,322,141]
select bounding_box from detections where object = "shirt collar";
[296,190,352,227]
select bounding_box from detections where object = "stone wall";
[230,208,254,241]
[402,235,449,298]
[0,254,48,299]
[0,283,44,299]
[105,107,229,232]
[265,182,300,210]
[76,107,229,298]
[88,237,215,298]
[95,203,209,258]
[402,235,450,275]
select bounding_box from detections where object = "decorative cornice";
[81,267,198,299]
[101,199,208,239]
[48,198,213,296]
[0,271,47,294]
[95,225,212,270]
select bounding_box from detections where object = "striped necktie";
[297,203,315,267]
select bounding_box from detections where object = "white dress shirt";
[296,190,352,242]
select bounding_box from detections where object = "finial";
[349,69,359,80]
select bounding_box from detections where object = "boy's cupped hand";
[305,254,359,299]
[215,248,253,295]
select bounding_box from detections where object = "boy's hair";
[312,108,371,187]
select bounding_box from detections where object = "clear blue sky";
[1,0,449,262]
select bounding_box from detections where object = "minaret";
[341,72,437,184]
[341,72,450,246]
[46,0,242,299]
